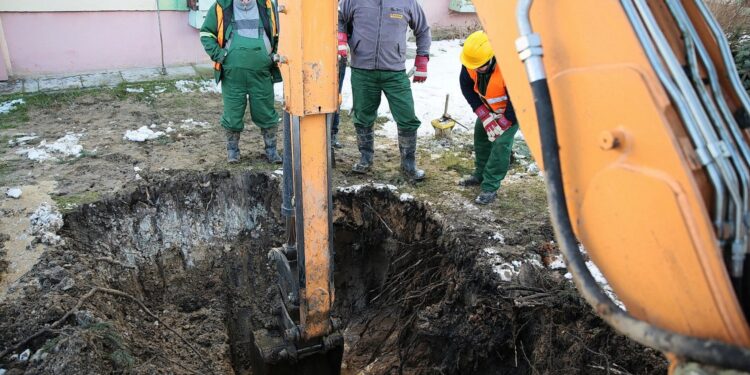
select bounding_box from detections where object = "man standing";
[200,0,282,164]
[459,31,519,205]
[338,0,431,180]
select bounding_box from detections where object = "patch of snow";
[15,134,83,162]
[274,40,475,139]
[548,255,566,270]
[175,80,221,94]
[19,349,31,362]
[273,169,284,176]
[124,126,165,142]
[8,134,38,147]
[337,183,397,194]
[0,99,24,114]
[399,193,414,201]
[563,260,625,309]
[149,124,157,128]
[166,127,175,133]
[526,163,539,175]
[29,202,64,246]
[6,188,22,199]
[133,166,142,172]
[153,86,167,94]
[489,232,505,244]
[482,247,500,255]
[180,118,211,129]
[126,87,144,93]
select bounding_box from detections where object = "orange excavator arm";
[471,0,750,371]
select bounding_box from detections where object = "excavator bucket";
[250,0,343,373]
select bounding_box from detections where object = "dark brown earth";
[0,170,667,374]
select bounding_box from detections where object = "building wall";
[1,11,206,76]
[0,0,479,79]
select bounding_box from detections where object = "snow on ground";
[337,183,398,194]
[179,119,211,129]
[175,80,222,94]
[124,126,165,142]
[550,249,625,310]
[29,202,64,246]
[272,39,503,139]
[6,188,22,199]
[125,87,144,93]
[482,247,544,282]
[7,134,39,147]
[15,134,83,162]
[0,99,24,114]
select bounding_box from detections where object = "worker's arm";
[337,0,352,34]
[460,66,484,111]
[199,4,226,63]
[409,0,431,58]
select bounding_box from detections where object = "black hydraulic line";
[516,0,750,370]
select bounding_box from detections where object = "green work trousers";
[350,68,421,132]
[474,118,519,192]
[220,35,278,132]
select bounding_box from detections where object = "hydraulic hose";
[515,0,750,370]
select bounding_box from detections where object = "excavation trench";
[0,171,667,374]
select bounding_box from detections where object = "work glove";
[475,106,512,142]
[337,32,349,59]
[413,55,429,83]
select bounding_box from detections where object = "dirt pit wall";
[0,170,667,374]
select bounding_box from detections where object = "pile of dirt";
[0,170,667,374]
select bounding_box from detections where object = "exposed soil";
[0,83,668,374]
[0,170,666,374]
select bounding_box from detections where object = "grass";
[0,91,87,129]
[113,79,182,102]
[52,191,101,213]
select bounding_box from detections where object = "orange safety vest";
[213,0,278,72]
[467,64,509,114]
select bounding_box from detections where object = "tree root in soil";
[0,287,210,372]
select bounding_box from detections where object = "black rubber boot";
[332,133,343,149]
[226,130,241,163]
[352,126,374,173]
[459,175,482,187]
[261,127,282,164]
[398,129,425,181]
[475,190,497,205]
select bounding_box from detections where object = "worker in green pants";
[338,0,431,180]
[200,0,282,164]
[459,31,520,205]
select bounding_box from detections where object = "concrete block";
[38,76,83,91]
[121,67,162,83]
[81,71,123,88]
[165,65,197,79]
[23,79,39,93]
[0,80,23,95]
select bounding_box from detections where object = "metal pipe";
[665,0,750,277]
[155,0,167,75]
[693,0,750,125]
[634,0,740,244]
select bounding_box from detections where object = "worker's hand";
[413,55,429,83]
[337,32,349,59]
[475,106,511,142]
[217,48,228,64]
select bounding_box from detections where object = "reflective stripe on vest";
[214,4,225,71]
[467,64,509,114]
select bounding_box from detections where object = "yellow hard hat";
[460,31,494,70]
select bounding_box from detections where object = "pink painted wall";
[1,11,209,76]
[420,0,478,29]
